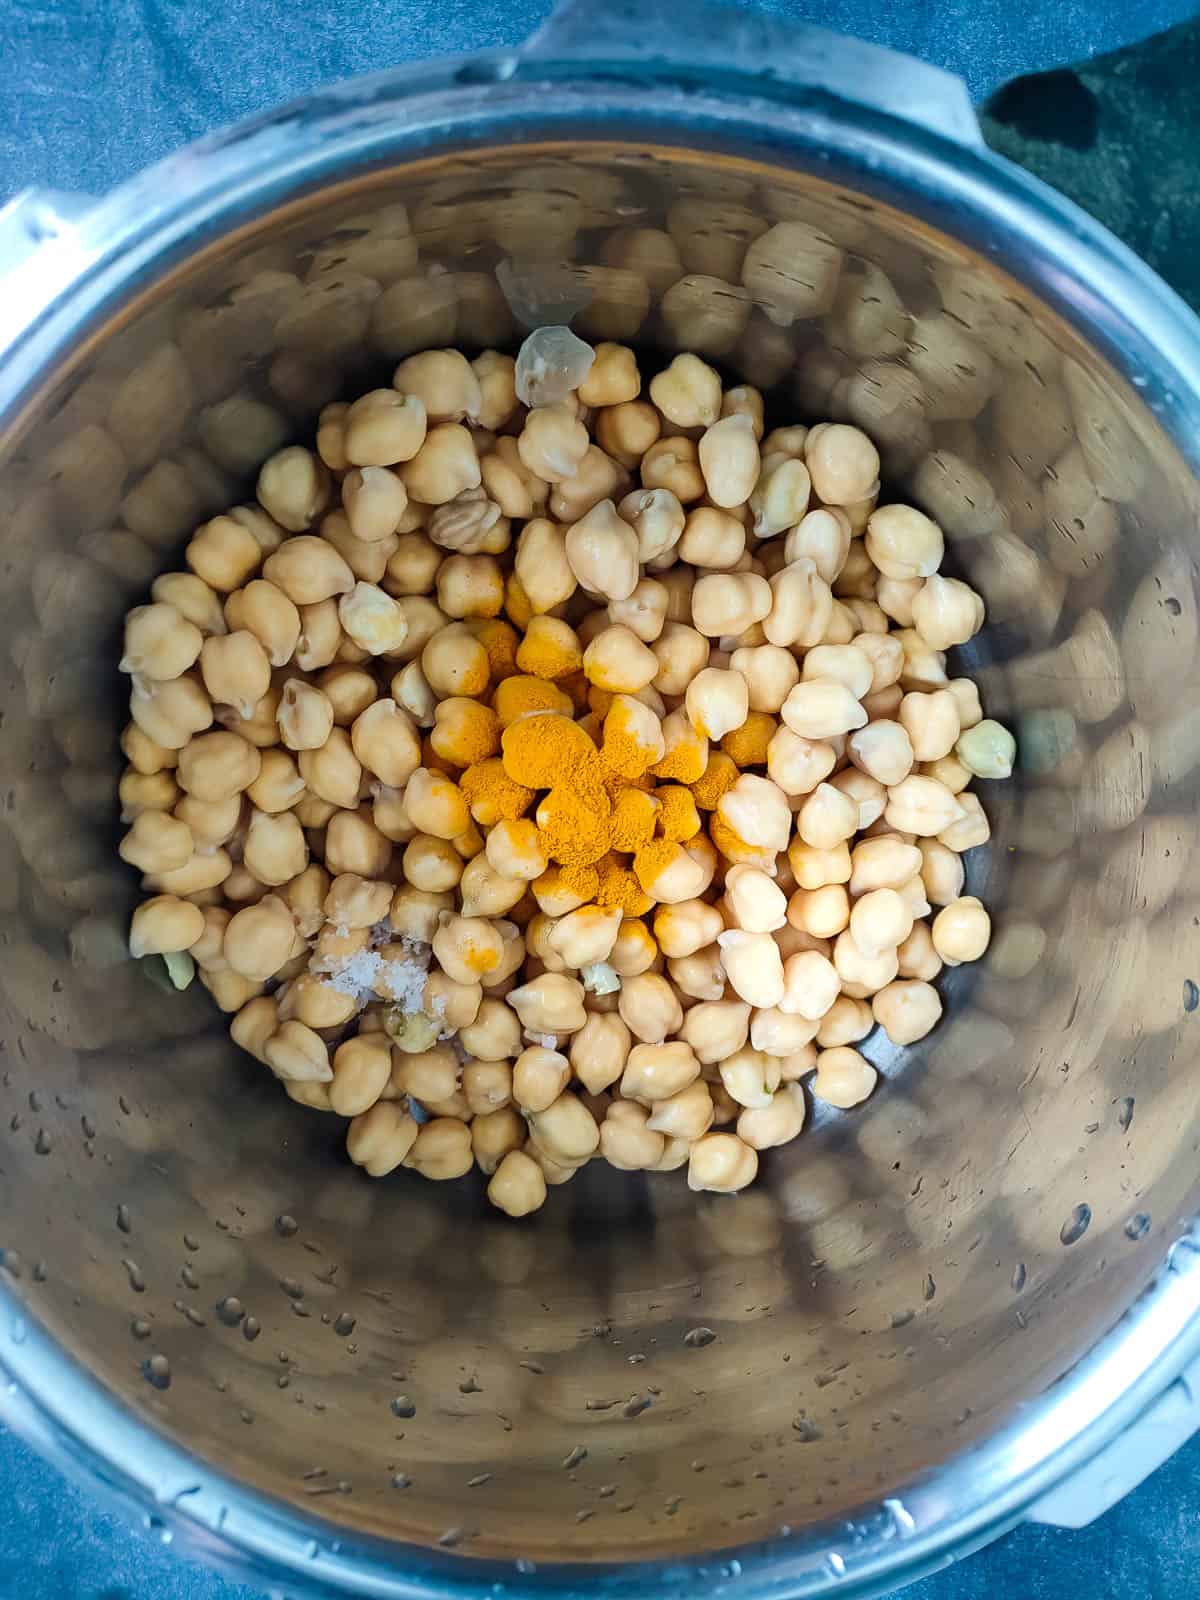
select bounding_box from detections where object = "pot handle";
[1025,1349,1200,1528]
[522,0,984,149]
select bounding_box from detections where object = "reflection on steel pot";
[2,0,1200,1594]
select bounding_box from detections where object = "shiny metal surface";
[3,5,1200,1594]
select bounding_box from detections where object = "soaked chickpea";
[119,328,1008,1210]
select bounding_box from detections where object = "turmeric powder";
[609,786,660,852]
[430,699,501,768]
[468,617,520,681]
[691,751,740,811]
[655,785,701,842]
[594,853,654,916]
[504,573,535,631]
[459,759,535,825]
[515,615,584,680]
[501,713,598,790]
[493,674,573,727]
[721,712,776,768]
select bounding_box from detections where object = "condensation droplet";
[1125,1212,1152,1241]
[243,1316,262,1342]
[391,1395,416,1418]
[391,1472,411,1490]
[1184,979,1199,1013]
[275,1214,299,1237]
[1060,1204,1092,1246]
[1117,1097,1135,1131]
[333,1312,356,1337]
[33,1128,51,1155]
[562,1445,587,1471]
[116,1204,132,1234]
[122,1258,146,1293]
[216,1297,245,1328]
[1011,1261,1027,1292]
[142,1353,171,1390]
[683,1325,716,1348]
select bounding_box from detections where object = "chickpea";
[748,1005,817,1056]
[404,832,464,896]
[647,624,707,700]
[484,1149,546,1217]
[790,782,854,851]
[684,667,749,742]
[479,819,542,883]
[668,945,725,1003]
[516,403,589,483]
[691,571,772,638]
[864,503,943,581]
[559,498,640,604]
[811,1046,877,1108]
[938,791,990,852]
[718,773,791,853]
[784,508,851,586]
[912,574,984,651]
[719,866,784,935]
[295,727,360,810]
[259,535,352,607]
[197,629,272,719]
[766,727,836,797]
[781,680,867,740]
[710,930,779,1010]
[803,422,879,506]
[615,972,681,1044]
[185,515,264,593]
[931,896,991,965]
[118,768,179,822]
[546,905,622,971]
[764,559,832,650]
[289,597,340,673]
[459,854,527,918]
[176,731,261,802]
[264,1020,332,1083]
[849,887,914,959]
[898,689,960,764]
[460,1059,513,1117]
[151,571,228,636]
[600,1099,667,1171]
[737,1082,806,1151]
[788,838,852,890]
[272,678,332,753]
[343,389,427,467]
[120,602,204,681]
[129,675,213,750]
[604,577,668,646]
[527,1092,600,1164]
[242,808,307,887]
[510,1046,570,1112]
[128,894,205,958]
[346,1101,420,1176]
[644,1078,713,1142]
[895,918,942,981]
[776,949,839,1021]
[325,1034,392,1117]
[955,719,1015,781]
[583,624,659,693]
[211,894,292,983]
[614,1039,697,1105]
[846,720,914,788]
[687,1130,758,1193]
[815,993,873,1048]
[507,973,586,1034]
[117,808,193,876]
[731,644,799,714]
[828,768,885,832]
[254,447,330,533]
[884,775,964,837]
[832,930,898,998]
[918,838,966,905]
[653,899,725,959]
[788,884,850,940]
[224,579,301,668]
[716,1046,779,1111]
[405,1118,474,1181]
[421,621,489,699]
[393,1045,458,1105]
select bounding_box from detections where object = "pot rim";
[3,47,1200,1599]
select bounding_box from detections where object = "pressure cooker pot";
[2,3,1200,1596]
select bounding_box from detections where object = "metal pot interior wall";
[1,139,1199,1564]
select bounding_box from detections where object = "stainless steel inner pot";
[3,4,1200,1595]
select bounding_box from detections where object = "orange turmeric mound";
[459,759,535,825]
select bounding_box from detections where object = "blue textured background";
[3,2,1200,1597]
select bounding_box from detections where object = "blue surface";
[3,2,1200,1597]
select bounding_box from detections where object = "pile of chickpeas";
[119,327,1012,1216]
